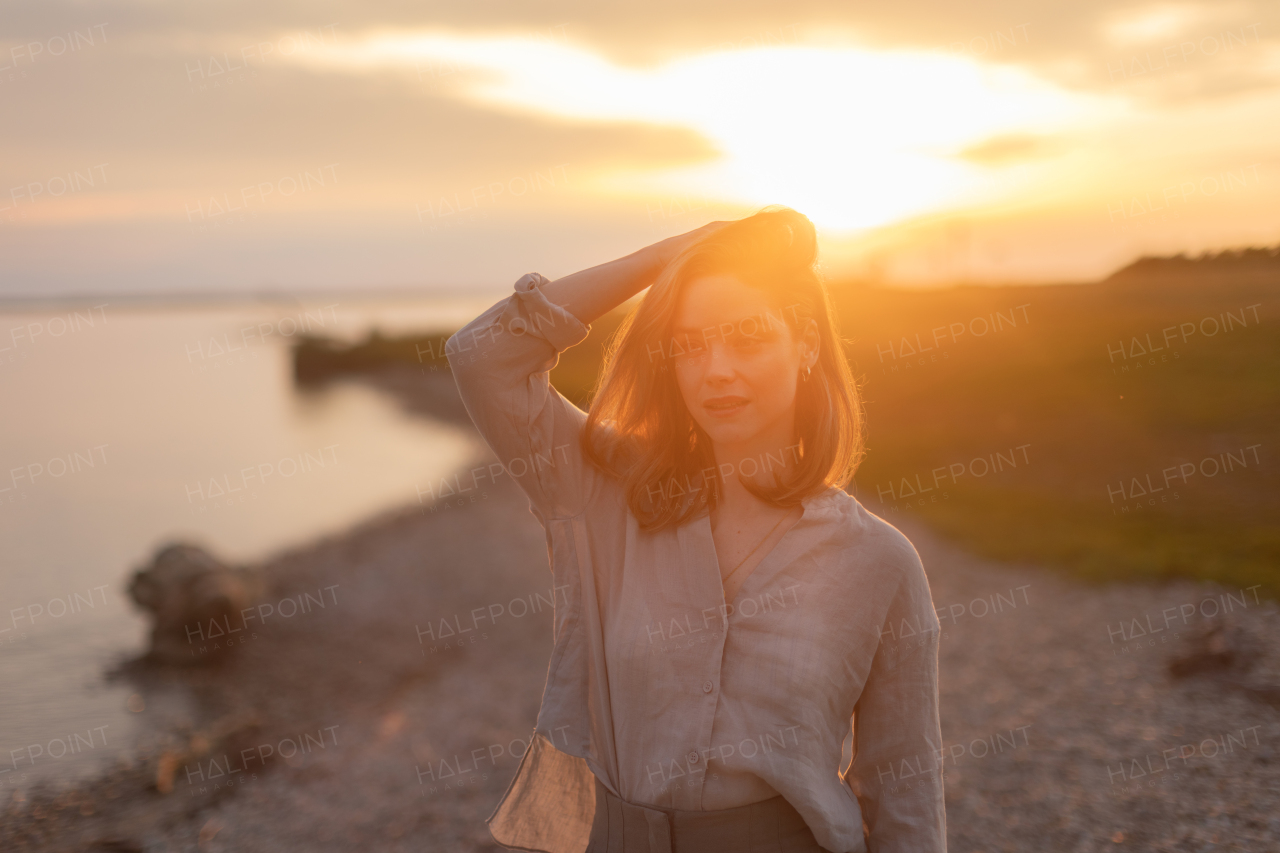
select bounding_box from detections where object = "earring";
[802,364,812,382]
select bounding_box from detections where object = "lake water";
[0,294,499,793]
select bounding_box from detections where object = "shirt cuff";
[511,272,592,353]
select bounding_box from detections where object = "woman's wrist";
[540,249,659,326]
[624,242,666,282]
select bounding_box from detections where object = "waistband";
[588,776,830,853]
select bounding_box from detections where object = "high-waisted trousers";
[586,777,835,853]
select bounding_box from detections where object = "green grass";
[880,484,1280,596]
[827,276,1278,598]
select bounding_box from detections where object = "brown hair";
[581,205,864,531]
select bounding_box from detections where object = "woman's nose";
[702,341,736,377]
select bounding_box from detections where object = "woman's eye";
[735,337,764,349]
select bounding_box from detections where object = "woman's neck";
[709,449,800,524]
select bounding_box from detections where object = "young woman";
[445,207,945,853]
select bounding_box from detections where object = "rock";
[1167,613,1280,708]
[1166,618,1246,677]
[127,543,264,665]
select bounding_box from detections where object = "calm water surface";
[0,296,495,792]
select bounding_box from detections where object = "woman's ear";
[801,318,820,366]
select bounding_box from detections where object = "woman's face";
[669,273,817,457]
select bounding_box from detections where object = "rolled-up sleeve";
[844,540,947,852]
[444,272,595,523]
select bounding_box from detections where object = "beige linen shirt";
[444,273,946,853]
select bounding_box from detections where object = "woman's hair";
[581,205,864,532]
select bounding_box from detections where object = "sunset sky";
[2,1,1278,297]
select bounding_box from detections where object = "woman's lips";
[704,397,748,418]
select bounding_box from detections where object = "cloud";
[958,134,1064,165]
[1101,3,1249,47]
[281,30,1106,230]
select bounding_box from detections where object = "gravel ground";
[4,365,1277,852]
[896,512,1280,853]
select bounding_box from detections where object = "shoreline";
[3,364,552,852]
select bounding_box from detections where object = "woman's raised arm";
[443,222,726,524]
[539,220,729,325]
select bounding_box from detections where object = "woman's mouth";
[704,396,748,418]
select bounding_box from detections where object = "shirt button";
[702,680,714,693]
[688,751,699,763]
